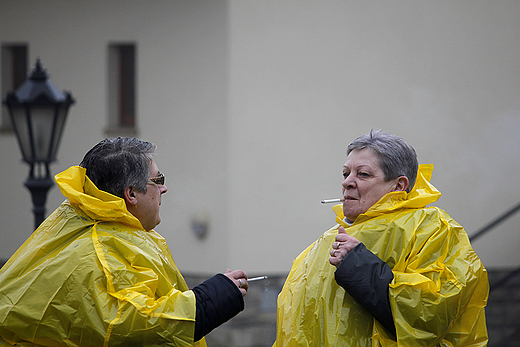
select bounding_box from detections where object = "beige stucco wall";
[1,1,519,276]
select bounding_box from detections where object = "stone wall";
[486,269,520,347]
[183,273,284,347]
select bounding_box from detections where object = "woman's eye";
[358,172,369,177]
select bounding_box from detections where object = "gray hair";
[347,129,418,193]
[79,137,156,198]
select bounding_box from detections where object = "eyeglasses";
[148,172,165,186]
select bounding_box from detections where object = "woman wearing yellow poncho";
[274,130,488,346]
[0,138,248,346]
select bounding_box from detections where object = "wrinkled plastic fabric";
[0,166,207,347]
[273,165,489,347]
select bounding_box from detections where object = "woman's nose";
[342,176,355,189]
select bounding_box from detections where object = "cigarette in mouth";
[247,276,268,282]
[320,198,345,204]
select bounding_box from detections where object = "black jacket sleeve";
[334,243,396,337]
[192,273,244,341]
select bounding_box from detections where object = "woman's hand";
[329,226,360,267]
[224,269,249,296]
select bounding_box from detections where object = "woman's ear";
[394,176,409,192]
[124,186,138,206]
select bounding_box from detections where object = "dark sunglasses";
[148,172,165,186]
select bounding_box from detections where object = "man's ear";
[394,176,409,192]
[124,186,138,206]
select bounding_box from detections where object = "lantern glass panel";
[30,105,55,162]
[9,104,31,162]
[49,104,69,161]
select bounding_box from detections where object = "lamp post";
[2,59,74,230]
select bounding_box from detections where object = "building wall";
[0,0,232,274]
[1,1,519,276]
[226,0,520,273]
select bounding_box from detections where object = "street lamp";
[2,59,74,230]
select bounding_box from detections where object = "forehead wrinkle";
[343,163,376,171]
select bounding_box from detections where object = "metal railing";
[468,202,520,346]
[469,201,520,242]
[468,201,520,292]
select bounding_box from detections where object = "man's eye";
[359,172,369,177]
[343,172,349,179]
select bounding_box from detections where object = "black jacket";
[192,274,244,341]
[334,243,396,337]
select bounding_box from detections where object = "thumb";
[338,226,347,234]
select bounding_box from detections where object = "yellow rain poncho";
[0,166,206,347]
[274,165,488,346]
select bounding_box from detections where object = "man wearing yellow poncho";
[274,130,488,346]
[0,138,249,346]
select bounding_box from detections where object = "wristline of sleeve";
[192,273,244,341]
[334,243,396,337]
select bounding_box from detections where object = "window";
[107,43,136,134]
[1,43,28,131]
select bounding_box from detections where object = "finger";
[227,269,248,279]
[335,227,350,242]
[232,269,248,279]
[237,278,249,296]
[329,255,340,267]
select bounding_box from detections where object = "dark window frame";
[1,43,28,132]
[106,43,137,136]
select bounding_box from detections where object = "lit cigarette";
[247,276,268,282]
[321,198,345,204]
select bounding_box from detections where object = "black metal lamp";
[2,59,74,229]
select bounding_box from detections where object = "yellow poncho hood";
[56,166,144,228]
[0,166,206,347]
[274,165,488,347]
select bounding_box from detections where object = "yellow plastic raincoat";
[273,165,488,346]
[0,166,206,347]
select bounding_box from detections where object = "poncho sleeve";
[378,208,489,346]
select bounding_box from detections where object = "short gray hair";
[347,130,418,193]
[79,137,156,198]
